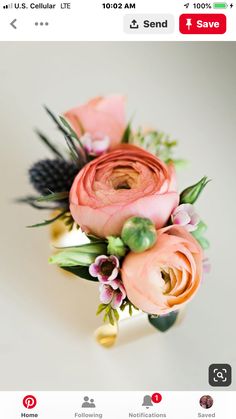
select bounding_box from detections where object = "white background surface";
[0,42,236,391]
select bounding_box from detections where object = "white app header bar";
[0,0,236,41]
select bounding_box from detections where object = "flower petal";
[190,213,200,226]
[108,267,119,281]
[97,274,110,284]
[109,255,120,268]
[173,212,191,226]
[111,291,124,309]
[109,279,121,290]
[89,263,99,277]
[99,285,114,304]
[92,137,110,155]
[95,255,109,265]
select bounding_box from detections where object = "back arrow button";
[10,19,17,29]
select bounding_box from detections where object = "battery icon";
[213,2,228,8]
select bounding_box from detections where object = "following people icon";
[82,396,96,408]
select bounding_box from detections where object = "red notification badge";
[151,392,162,403]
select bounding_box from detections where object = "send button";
[124,14,175,34]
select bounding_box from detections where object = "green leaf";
[16,195,62,211]
[60,116,89,158]
[37,191,69,202]
[74,116,86,136]
[64,136,81,163]
[168,158,188,170]
[113,309,120,321]
[49,250,98,267]
[180,177,211,205]
[148,311,179,332]
[61,265,98,281]
[96,304,108,315]
[108,310,115,326]
[44,106,75,145]
[44,106,87,163]
[192,234,210,250]
[194,220,207,235]
[27,209,67,228]
[96,303,119,326]
[103,313,108,322]
[191,220,209,250]
[86,234,105,242]
[35,129,64,159]
[49,242,107,267]
[122,121,132,144]
[59,116,79,140]
[55,242,107,253]
[105,306,110,314]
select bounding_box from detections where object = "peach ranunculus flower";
[69,144,179,237]
[64,95,126,151]
[122,225,203,315]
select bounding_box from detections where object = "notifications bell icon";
[142,395,153,409]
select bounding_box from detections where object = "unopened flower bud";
[180,176,210,205]
[121,216,157,253]
[107,236,127,258]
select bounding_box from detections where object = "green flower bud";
[107,236,127,258]
[121,216,157,253]
[180,176,210,205]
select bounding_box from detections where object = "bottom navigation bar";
[0,391,234,419]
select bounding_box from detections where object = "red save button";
[179,14,226,34]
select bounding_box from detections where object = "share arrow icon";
[184,3,190,7]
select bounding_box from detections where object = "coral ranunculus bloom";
[122,225,203,315]
[64,95,126,150]
[69,144,179,237]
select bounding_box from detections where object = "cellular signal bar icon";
[3,3,13,9]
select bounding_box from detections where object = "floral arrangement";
[20,95,210,332]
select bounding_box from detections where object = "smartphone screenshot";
[0,0,235,417]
